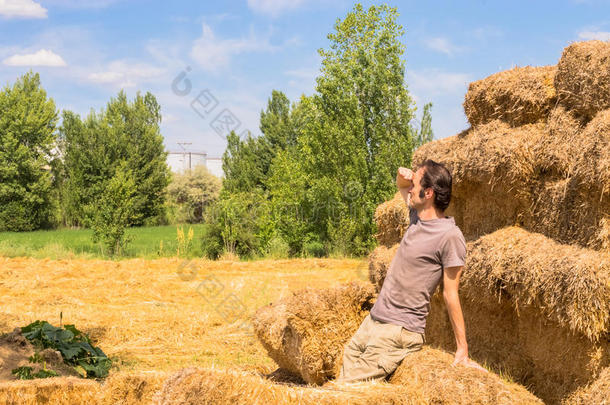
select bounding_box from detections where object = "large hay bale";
[390,347,542,404]
[253,282,376,385]
[555,40,610,121]
[464,65,556,127]
[426,227,610,403]
[374,192,409,246]
[368,244,398,292]
[368,226,610,403]
[412,116,610,250]
[153,367,425,405]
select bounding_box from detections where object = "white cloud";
[3,49,66,66]
[247,0,306,17]
[578,30,610,41]
[424,37,463,56]
[0,0,46,18]
[87,60,164,88]
[407,69,472,96]
[190,23,278,72]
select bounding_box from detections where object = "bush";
[201,189,274,259]
[91,167,137,256]
[266,235,291,259]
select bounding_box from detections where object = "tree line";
[0,3,432,258]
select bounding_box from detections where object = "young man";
[337,159,486,382]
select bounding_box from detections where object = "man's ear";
[425,187,434,200]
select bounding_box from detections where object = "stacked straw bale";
[411,111,610,250]
[374,192,410,247]
[253,282,376,385]
[463,65,556,127]
[369,226,610,403]
[555,40,610,121]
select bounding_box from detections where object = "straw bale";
[464,226,610,341]
[374,192,410,246]
[153,363,541,405]
[412,117,610,250]
[368,244,398,292]
[253,282,376,385]
[99,371,168,405]
[390,347,542,404]
[464,65,556,127]
[153,366,425,405]
[0,377,100,405]
[555,40,610,121]
[563,367,610,405]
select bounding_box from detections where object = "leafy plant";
[21,320,111,378]
[11,366,58,380]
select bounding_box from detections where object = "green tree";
[0,72,58,231]
[221,90,296,194]
[414,102,434,148]
[221,131,269,194]
[59,91,170,227]
[294,3,420,254]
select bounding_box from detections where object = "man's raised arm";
[396,167,413,206]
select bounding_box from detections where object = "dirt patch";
[0,328,79,382]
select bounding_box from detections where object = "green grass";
[0,224,207,260]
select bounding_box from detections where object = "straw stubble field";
[0,256,370,403]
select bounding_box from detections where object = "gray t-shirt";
[370,207,466,334]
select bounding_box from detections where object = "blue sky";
[1,0,609,158]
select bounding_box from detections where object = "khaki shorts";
[337,314,424,382]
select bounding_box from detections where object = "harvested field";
[555,40,610,121]
[0,256,369,402]
[463,65,556,127]
[370,227,610,403]
[253,282,376,384]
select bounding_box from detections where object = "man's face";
[407,167,428,210]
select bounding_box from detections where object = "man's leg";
[338,319,424,383]
[337,314,373,380]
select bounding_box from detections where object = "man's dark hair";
[417,159,452,212]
